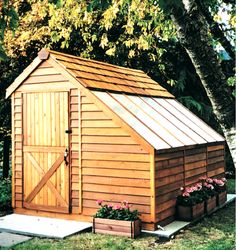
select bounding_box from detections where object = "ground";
[1,179,235,250]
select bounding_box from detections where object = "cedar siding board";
[80,92,151,223]
[155,143,225,226]
[7,49,226,231]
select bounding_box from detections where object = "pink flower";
[185,187,192,193]
[206,178,213,183]
[108,204,113,208]
[213,179,225,186]
[217,180,224,186]
[196,183,202,190]
[205,183,214,190]
[96,199,103,206]
[221,178,227,182]
[113,204,121,210]
[183,192,190,197]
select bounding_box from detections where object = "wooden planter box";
[176,202,205,221]
[205,196,217,214]
[217,191,227,206]
[93,218,141,238]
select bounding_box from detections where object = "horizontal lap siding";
[12,92,23,208]
[155,150,184,225]
[81,94,151,222]
[207,145,225,178]
[155,143,225,226]
[18,61,73,93]
[185,147,207,186]
[70,89,80,213]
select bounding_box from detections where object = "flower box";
[177,202,205,221]
[93,218,141,238]
[217,191,227,206]
[205,196,217,214]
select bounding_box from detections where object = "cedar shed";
[6,49,226,230]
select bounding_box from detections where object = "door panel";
[23,92,69,213]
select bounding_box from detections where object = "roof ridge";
[49,49,144,74]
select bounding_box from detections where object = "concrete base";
[0,214,92,239]
[0,232,31,247]
[143,194,236,238]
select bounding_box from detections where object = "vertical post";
[150,148,156,226]
[78,90,82,213]
[183,148,186,187]
[206,145,208,177]
[11,94,15,208]
[68,90,71,213]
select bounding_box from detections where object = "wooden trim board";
[6,57,43,98]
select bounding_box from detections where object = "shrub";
[94,200,139,221]
[0,178,12,211]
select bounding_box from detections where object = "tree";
[0,0,18,177]
[160,0,235,166]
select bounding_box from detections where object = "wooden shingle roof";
[49,50,174,98]
[6,48,224,150]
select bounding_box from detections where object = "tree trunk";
[3,137,10,178]
[170,0,235,166]
[196,0,235,60]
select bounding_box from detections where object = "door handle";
[64,148,69,165]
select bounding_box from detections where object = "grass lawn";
[2,179,235,250]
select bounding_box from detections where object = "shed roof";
[93,91,224,150]
[6,49,225,150]
[49,50,173,98]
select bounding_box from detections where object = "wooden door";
[22,92,70,213]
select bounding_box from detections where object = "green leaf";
[51,31,60,43]
[8,6,19,31]
[179,96,203,113]
[0,45,7,61]
[158,0,184,13]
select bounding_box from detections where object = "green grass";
[2,179,235,250]
[227,179,235,194]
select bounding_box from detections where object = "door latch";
[65,129,72,134]
[64,148,69,165]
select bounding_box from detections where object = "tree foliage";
[0,0,18,60]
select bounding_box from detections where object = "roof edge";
[5,48,49,98]
[49,49,144,74]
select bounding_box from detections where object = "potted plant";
[176,183,206,221]
[212,177,227,206]
[200,178,217,214]
[93,200,141,238]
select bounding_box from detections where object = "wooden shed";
[6,49,226,230]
